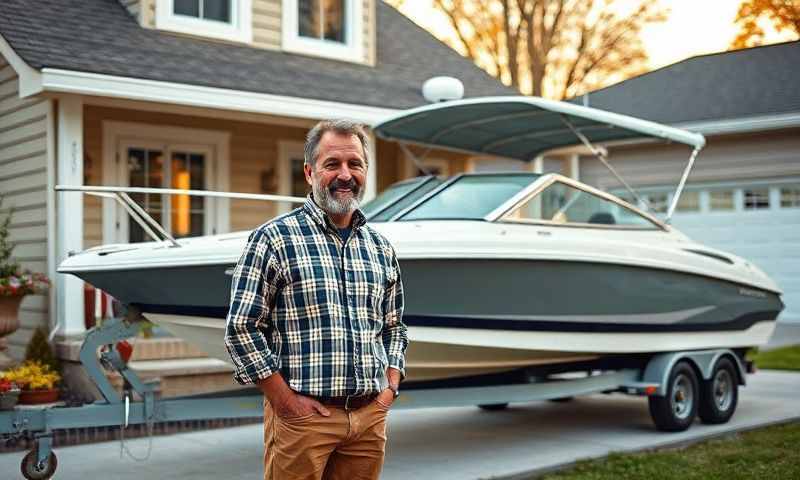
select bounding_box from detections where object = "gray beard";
[312,177,364,217]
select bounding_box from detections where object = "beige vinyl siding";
[364,0,374,65]
[580,129,800,191]
[141,0,156,28]
[0,55,52,359]
[253,0,282,49]
[83,105,309,247]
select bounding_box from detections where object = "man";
[225,119,408,480]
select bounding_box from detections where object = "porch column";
[532,155,544,174]
[54,96,85,338]
[565,153,580,181]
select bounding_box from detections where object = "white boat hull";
[147,312,776,383]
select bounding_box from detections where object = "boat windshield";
[362,176,443,221]
[399,173,539,221]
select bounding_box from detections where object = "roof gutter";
[27,67,399,124]
[674,112,800,136]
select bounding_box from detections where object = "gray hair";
[304,119,370,167]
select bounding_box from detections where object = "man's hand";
[273,389,330,418]
[257,372,330,418]
[376,387,395,408]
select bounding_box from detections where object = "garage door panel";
[670,181,799,324]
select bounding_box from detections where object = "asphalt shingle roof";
[572,40,800,125]
[0,0,515,110]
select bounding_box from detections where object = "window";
[282,0,364,62]
[401,174,536,221]
[744,188,770,210]
[675,191,700,212]
[710,190,734,211]
[644,193,669,214]
[174,0,231,22]
[278,141,311,214]
[508,181,658,229]
[781,186,800,208]
[155,0,252,44]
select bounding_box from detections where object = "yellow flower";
[3,361,60,390]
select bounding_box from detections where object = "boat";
[57,97,784,384]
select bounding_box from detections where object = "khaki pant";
[263,397,389,480]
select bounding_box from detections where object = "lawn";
[538,421,800,480]
[748,344,800,371]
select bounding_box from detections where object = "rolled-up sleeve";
[224,228,282,385]
[382,249,408,379]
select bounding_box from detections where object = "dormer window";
[174,0,231,23]
[282,0,364,63]
[155,0,252,44]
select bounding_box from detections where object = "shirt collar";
[303,194,367,232]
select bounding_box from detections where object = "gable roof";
[571,40,800,127]
[0,0,515,110]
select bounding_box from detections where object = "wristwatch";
[387,383,400,399]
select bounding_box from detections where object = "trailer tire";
[21,449,57,480]
[698,357,738,424]
[478,403,509,411]
[648,360,698,432]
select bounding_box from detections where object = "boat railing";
[55,185,306,247]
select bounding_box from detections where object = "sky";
[395,0,797,70]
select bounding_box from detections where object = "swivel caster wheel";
[21,449,58,480]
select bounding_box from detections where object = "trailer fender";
[641,350,746,397]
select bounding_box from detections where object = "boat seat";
[588,212,616,225]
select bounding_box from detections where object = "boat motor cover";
[373,96,706,161]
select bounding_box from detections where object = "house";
[0,0,515,377]
[568,40,800,325]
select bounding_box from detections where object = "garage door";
[633,181,800,323]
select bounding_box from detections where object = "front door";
[118,141,215,243]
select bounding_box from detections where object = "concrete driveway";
[1,369,798,480]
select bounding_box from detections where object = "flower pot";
[0,295,23,336]
[18,388,59,405]
[0,295,24,369]
[0,390,20,410]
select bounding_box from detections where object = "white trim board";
[26,68,397,125]
[0,33,42,97]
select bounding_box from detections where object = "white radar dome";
[422,76,464,103]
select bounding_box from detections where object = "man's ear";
[304,163,313,186]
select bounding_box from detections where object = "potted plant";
[2,360,61,404]
[0,375,21,410]
[0,195,50,368]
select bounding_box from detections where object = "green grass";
[749,345,800,371]
[537,422,800,480]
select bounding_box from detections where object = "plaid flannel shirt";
[224,196,408,397]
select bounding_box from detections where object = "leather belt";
[312,393,378,411]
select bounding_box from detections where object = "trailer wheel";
[478,403,509,411]
[648,360,698,432]
[21,449,57,480]
[698,357,738,424]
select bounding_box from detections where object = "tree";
[394,0,666,99]
[731,0,800,49]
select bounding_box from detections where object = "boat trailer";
[1,309,748,479]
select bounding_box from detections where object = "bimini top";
[373,96,706,161]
